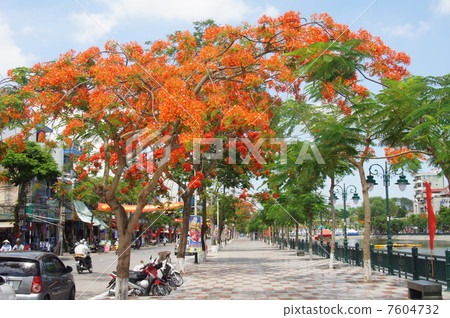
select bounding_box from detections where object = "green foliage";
[436,207,450,231]
[143,212,176,230]
[0,141,60,186]
[193,19,218,46]
[390,219,406,234]
[355,196,413,222]
[405,214,429,232]
[247,213,266,232]
[374,74,450,181]
[287,40,370,84]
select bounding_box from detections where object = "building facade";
[0,128,106,251]
[413,170,449,214]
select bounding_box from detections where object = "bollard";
[412,246,419,280]
[344,240,348,263]
[370,243,375,270]
[387,242,394,275]
[355,242,360,267]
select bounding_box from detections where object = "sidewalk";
[152,238,449,300]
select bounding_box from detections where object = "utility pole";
[216,192,220,249]
[194,189,197,216]
[57,192,65,255]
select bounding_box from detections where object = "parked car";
[0,251,75,300]
[0,275,16,300]
[174,239,192,256]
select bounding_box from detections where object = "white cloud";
[71,0,272,43]
[72,12,118,43]
[432,0,450,15]
[383,21,431,38]
[261,5,280,18]
[21,26,34,34]
[0,14,36,78]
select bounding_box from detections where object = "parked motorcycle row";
[106,251,183,297]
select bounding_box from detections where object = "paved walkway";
[121,238,450,300]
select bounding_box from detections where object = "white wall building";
[413,170,449,214]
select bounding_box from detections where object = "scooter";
[107,260,169,297]
[157,251,183,288]
[74,254,93,274]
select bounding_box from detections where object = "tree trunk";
[116,230,132,299]
[177,190,194,272]
[114,217,132,300]
[104,196,134,300]
[356,163,373,282]
[200,189,207,262]
[329,176,336,269]
[308,214,313,260]
[285,227,290,250]
[13,184,27,239]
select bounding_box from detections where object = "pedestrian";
[12,238,24,251]
[0,240,12,252]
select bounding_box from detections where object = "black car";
[0,251,75,300]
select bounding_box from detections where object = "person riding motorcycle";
[74,239,92,268]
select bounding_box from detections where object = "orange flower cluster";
[182,162,192,172]
[7,10,411,202]
[187,172,205,189]
[385,147,426,164]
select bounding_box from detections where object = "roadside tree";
[5,11,411,294]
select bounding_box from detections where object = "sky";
[1,0,449,202]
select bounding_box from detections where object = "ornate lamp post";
[333,184,360,260]
[366,161,410,275]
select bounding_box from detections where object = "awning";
[73,200,108,230]
[97,202,183,213]
[0,221,14,228]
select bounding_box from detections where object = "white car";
[174,239,192,256]
[0,275,16,300]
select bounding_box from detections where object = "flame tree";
[4,11,409,297]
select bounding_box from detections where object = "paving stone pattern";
[140,238,450,300]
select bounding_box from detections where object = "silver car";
[0,251,75,300]
[0,275,16,300]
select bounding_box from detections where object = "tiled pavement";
[127,238,450,300]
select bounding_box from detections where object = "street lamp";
[366,161,410,275]
[333,184,360,259]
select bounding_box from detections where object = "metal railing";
[270,236,449,291]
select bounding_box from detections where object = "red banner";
[425,181,436,251]
[97,202,182,213]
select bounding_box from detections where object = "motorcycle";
[107,260,170,297]
[74,253,93,274]
[89,241,103,253]
[157,251,183,288]
[131,239,141,250]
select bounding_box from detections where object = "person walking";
[12,238,24,251]
[0,240,12,252]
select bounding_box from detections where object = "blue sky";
[1,0,449,201]
[1,0,449,77]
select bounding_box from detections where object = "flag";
[425,181,436,251]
